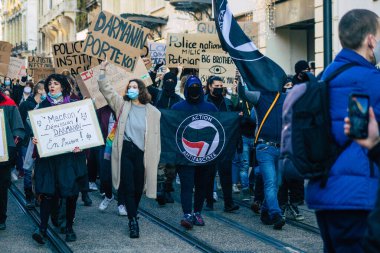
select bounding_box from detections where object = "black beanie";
[295,60,309,74]
[163,72,177,84]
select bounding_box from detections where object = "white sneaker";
[232,184,240,193]
[118,205,128,216]
[89,182,98,191]
[99,196,113,211]
[176,174,181,185]
[213,192,218,202]
[11,169,18,182]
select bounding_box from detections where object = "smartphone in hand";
[348,93,370,139]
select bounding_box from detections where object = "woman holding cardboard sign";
[31,74,88,244]
[98,60,161,239]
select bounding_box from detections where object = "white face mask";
[373,39,380,66]
[24,86,32,94]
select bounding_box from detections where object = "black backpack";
[280,63,356,187]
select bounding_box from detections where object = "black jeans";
[278,178,304,208]
[0,166,11,223]
[118,141,145,219]
[316,210,369,253]
[206,160,234,207]
[177,165,214,214]
[98,146,112,199]
[87,147,100,183]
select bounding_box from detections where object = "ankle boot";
[156,183,166,206]
[129,217,139,238]
[65,227,77,242]
[32,228,46,245]
[82,192,92,206]
[25,189,35,210]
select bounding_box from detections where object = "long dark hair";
[123,79,151,104]
[44,74,72,97]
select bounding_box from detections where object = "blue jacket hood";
[184,75,204,102]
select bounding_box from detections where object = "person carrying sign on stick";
[97,60,161,239]
[31,74,88,244]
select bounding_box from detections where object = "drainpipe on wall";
[323,0,333,68]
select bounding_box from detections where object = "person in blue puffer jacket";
[306,9,380,253]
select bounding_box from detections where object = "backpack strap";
[323,63,357,82]
[255,92,281,144]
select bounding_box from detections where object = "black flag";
[213,0,287,92]
[160,110,240,166]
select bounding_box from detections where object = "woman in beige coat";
[98,61,161,238]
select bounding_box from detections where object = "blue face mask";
[48,92,62,99]
[40,94,47,101]
[127,88,139,100]
[5,80,11,86]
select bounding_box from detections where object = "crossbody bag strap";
[255,92,281,144]
[114,102,126,127]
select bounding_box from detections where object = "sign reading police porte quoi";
[199,53,236,87]
[28,100,104,158]
[166,34,223,68]
[53,41,102,76]
[0,109,8,162]
[82,11,150,73]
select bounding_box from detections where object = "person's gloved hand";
[21,76,27,83]
[154,62,164,72]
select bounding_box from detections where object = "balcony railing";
[39,0,77,28]
[12,42,28,54]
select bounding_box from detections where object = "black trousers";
[316,210,369,253]
[177,165,214,214]
[206,160,234,207]
[278,178,304,208]
[87,147,100,183]
[98,146,112,199]
[117,141,144,219]
[0,147,15,224]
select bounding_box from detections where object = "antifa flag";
[213,0,287,92]
[160,110,240,165]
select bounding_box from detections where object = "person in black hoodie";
[344,107,380,253]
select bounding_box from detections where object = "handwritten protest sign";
[78,58,152,109]
[32,68,55,82]
[28,56,54,69]
[52,41,102,76]
[0,41,12,76]
[7,57,25,80]
[28,99,104,158]
[82,11,150,73]
[199,53,236,88]
[148,42,166,65]
[0,109,8,162]
[166,33,223,68]
[196,21,258,44]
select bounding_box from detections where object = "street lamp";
[323,0,332,68]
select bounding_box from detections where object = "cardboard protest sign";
[148,42,166,65]
[28,56,54,69]
[82,11,150,73]
[199,53,236,87]
[7,57,25,80]
[0,41,12,77]
[166,33,223,68]
[0,109,8,162]
[32,68,55,82]
[52,41,102,76]
[78,58,152,109]
[196,21,258,44]
[28,99,104,158]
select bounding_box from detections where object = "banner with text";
[0,109,8,162]
[199,53,236,87]
[53,41,102,76]
[82,11,150,73]
[28,56,54,69]
[148,42,166,65]
[7,57,26,80]
[32,68,55,82]
[0,41,12,77]
[28,99,104,158]
[78,58,152,109]
[166,33,223,68]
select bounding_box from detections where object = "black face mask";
[163,81,176,91]
[187,87,200,103]
[213,87,224,97]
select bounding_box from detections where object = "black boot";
[129,217,139,238]
[164,192,174,203]
[65,227,77,242]
[25,188,35,210]
[32,228,46,245]
[156,183,166,206]
[81,192,92,206]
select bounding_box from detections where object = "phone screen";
[348,93,369,139]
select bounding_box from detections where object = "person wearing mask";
[19,81,33,105]
[2,77,13,91]
[344,108,380,253]
[12,78,25,105]
[171,75,218,229]
[2,89,12,98]
[204,76,239,213]
[98,61,161,238]
[32,74,88,244]
[305,9,380,252]
[0,90,25,230]
[292,60,310,85]
[18,82,46,209]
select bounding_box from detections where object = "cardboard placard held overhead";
[0,109,8,162]
[199,53,236,88]
[28,99,104,158]
[0,41,13,77]
[7,57,25,80]
[82,11,150,73]
[78,58,152,109]
[53,41,102,76]
[28,56,54,69]
[32,68,55,83]
[196,21,258,44]
[166,33,223,68]
[148,42,166,65]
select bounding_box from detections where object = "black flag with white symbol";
[213,0,287,92]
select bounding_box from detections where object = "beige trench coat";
[98,77,161,199]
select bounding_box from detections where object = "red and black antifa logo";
[176,114,225,164]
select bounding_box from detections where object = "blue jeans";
[232,137,254,188]
[256,143,282,218]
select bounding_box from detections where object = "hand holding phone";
[348,93,370,139]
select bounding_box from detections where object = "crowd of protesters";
[0,8,379,253]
